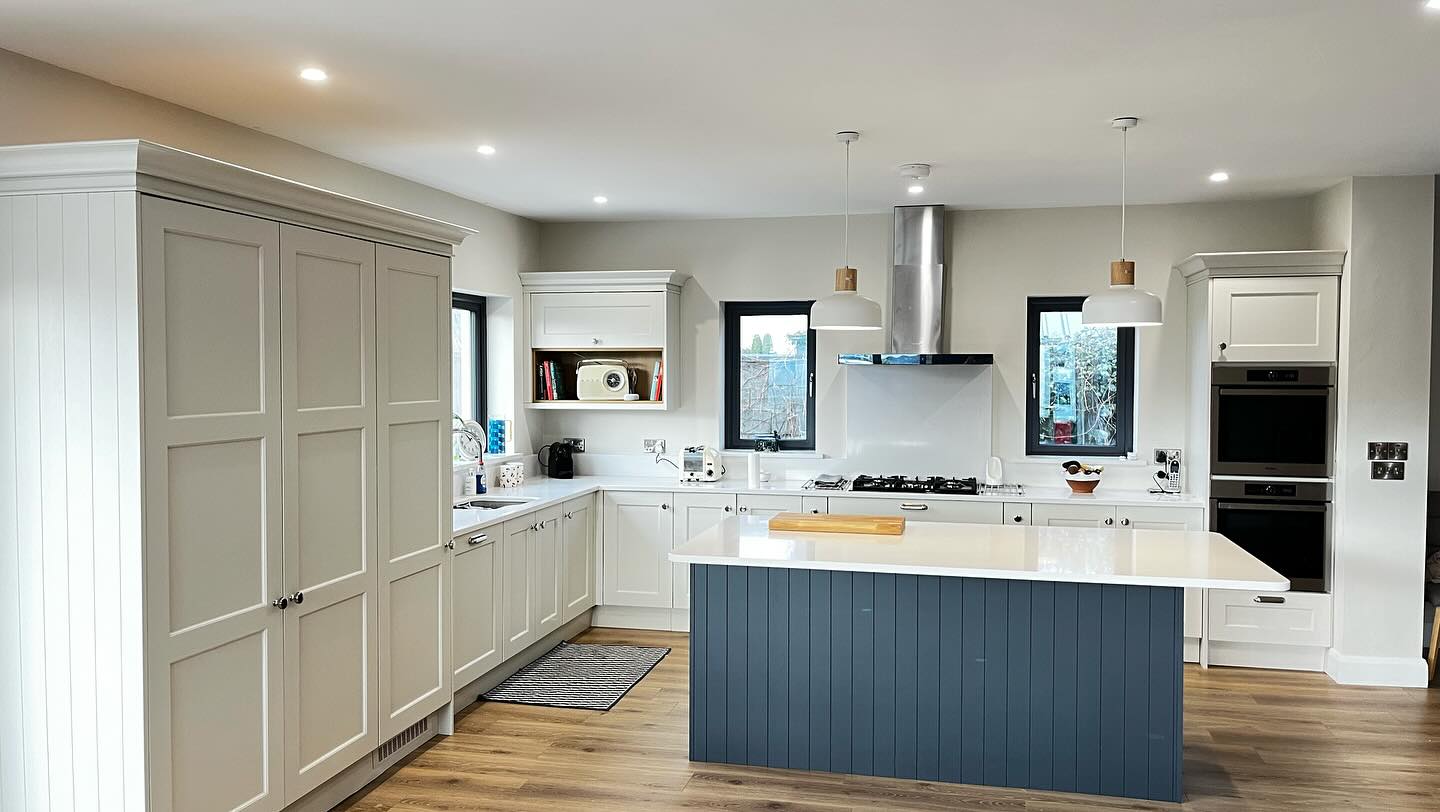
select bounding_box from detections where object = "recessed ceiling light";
[299,67,328,82]
[476,144,496,156]
[907,184,925,195]
[1209,171,1230,183]
[592,195,608,205]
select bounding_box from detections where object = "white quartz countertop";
[668,516,1287,590]
[451,475,1205,537]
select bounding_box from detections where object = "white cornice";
[519,270,690,293]
[0,140,476,255]
[1175,250,1347,281]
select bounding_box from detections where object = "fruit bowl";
[1060,460,1104,494]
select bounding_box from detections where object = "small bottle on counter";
[474,453,487,495]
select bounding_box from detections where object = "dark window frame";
[1025,295,1135,457]
[452,292,487,425]
[723,300,817,451]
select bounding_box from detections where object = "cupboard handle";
[724,506,732,513]
[739,506,749,513]
[900,503,929,511]
[1104,517,1114,526]
[1218,341,1228,351]
[660,503,669,511]
[468,533,490,546]
[563,511,573,520]
[1253,595,1286,604]
[271,596,289,610]
[811,509,821,514]
[289,591,304,605]
[445,539,456,550]
[1012,515,1024,523]
[1119,518,1131,527]
[592,338,601,345]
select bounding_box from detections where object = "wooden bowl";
[1065,476,1101,494]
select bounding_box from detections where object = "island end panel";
[688,564,1183,803]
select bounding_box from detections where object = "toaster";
[576,360,633,400]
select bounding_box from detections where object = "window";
[724,301,817,451]
[451,293,486,425]
[1025,296,1135,457]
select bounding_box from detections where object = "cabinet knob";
[271,596,289,610]
[445,539,455,550]
[1012,515,1023,523]
[1104,517,1115,526]
[1119,518,1131,527]
[811,509,820,514]
[660,503,669,511]
[289,591,304,605]
[563,511,573,520]
[592,338,601,345]
[723,505,732,512]
[739,506,749,513]
[1218,341,1228,351]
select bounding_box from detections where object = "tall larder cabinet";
[0,141,471,812]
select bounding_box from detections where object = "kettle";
[539,441,575,480]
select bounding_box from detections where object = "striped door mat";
[481,642,670,711]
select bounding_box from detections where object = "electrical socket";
[562,437,585,453]
[643,439,666,455]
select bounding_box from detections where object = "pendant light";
[1082,117,1163,327]
[811,131,883,331]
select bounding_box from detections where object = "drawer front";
[1206,589,1332,646]
[737,494,804,518]
[1003,502,1031,526]
[530,291,666,349]
[800,496,829,515]
[826,496,1004,524]
[1030,503,1116,528]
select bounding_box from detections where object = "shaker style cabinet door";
[501,518,536,658]
[529,291,667,349]
[451,527,503,688]
[1210,276,1339,362]
[375,244,452,741]
[1118,505,1206,641]
[602,491,675,608]
[531,507,564,639]
[560,495,598,622]
[672,492,736,610]
[735,494,803,518]
[1029,503,1118,528]
[278,225,380,802]
[140,197,286,812]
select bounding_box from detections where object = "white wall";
[537,197,1316,487]
[0,47,543,452]
[1322,176,1435,686]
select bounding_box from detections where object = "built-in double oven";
[1210,363,1336,593]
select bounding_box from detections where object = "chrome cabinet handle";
[289,591,304,605]
[592,338,601,345]
[271,596,288,610]
[468,533,490,546]
[1104,517,1114,526]
[445,539,455,550]
[1119,518,1131,527]
[660,503,669,511]
[811,509,820,514]
[1253,595,1286,604]
[723,505,732,513]
[900,503,928,511]
[563,511,573,520]
[1218,341,1228,351]
[738,506,749,513]
[1012,515,1024,523]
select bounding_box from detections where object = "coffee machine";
[540,440,576,479]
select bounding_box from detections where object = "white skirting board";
[1206,640,1328,672]
[1324,649,1430,688]
[592,604,689,632]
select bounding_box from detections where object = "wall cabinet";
[0,141,467,812]
[672,493,737,610]
[451,528,503,689]
[602,491,676,608]
[560,495,598,622]
[1209,276,1339,362]
[529,291,668,349]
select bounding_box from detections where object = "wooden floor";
[338,628,1440,811]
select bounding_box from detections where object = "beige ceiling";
[3,0,1439,221]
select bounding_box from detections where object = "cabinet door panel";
[1212,276,1338,362]
[736,493,802,518]
[452,531,502,687]
[279,225,379,801]
[1119,505,1206,641]
[532,508,563,638]
[672,493,736,610]
[800,496,829,515]
[825,496,1004,524]
[1030,503,1117,528]
[529,291,666,349]
[601,491,675,607]
[502,518,535,658]
[561,496,597,622]
[376,245,451,740]
[140,197,284,812]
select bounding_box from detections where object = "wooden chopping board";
[767,512,905,535]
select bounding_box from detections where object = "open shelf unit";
[528,347,666,409]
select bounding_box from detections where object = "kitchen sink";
[453,498,532,510]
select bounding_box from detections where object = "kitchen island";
[669,518,1287,803]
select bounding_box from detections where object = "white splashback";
[844,365,993,475]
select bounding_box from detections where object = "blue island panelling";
[689,565,1184,803]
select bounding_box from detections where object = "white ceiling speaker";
[812,131,883,331]
[1082,117,1163,328]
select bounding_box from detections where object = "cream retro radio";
[576,359,635,400]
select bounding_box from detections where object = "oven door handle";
[1215,501,1328,513]
[1216,387,1331,397]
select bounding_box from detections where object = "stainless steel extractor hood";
[838,204,993,366]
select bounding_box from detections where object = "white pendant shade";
[811,289,883,330]
[1082,284,1163,327]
